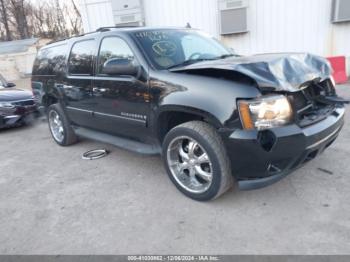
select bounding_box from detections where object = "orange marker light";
[238,102,254,129]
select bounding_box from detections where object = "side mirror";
[101,58,140,76]
[6,82,16,88]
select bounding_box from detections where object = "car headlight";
[238,95,293,130]
[0,102,15,109]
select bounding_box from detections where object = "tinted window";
[32,44,67,75]
[68,40,95,75]
[98,37,135,74]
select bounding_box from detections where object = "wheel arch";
[41,82,65,109]
[155,105,223,143]
[42,93,59,108]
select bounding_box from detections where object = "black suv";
[32,27,346,201]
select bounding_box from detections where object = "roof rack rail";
[46,29,101,45]
[47,38,68,45]
[96,25,141,32]
[46,25,141,46]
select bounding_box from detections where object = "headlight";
[238,95,293,130]
[0,102,15,109]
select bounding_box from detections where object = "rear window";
[32,44,67,76]
[68,40,95,75]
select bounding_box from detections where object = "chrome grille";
[11,99,35,106]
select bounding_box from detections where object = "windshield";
[133,29,232,70]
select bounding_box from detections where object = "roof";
[99,26,193,33]
[102,26,189,31]
[46,26,194,46]
[0,38,39,55]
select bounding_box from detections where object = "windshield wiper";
[166,54,238,70]
[213,54,238,60]
[166,58,213,70]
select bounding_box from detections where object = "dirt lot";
[1,83,350,254]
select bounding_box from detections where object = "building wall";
[0,48,37,81]
[78,0,350,57]
[79,0,114,32]
[221,0,350,56]
[0,39,51,81]
[143,0,218,37]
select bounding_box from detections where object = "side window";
[68,40,95,75]
[97,37,135,74]
[33,44,67,76]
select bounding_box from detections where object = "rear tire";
[47,103,78,146]
[162,121,233,201]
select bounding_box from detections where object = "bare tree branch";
[0,0,83,41]
[9,0,29,39]
[0,0,12,40]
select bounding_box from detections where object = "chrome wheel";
[167,136,213,194]
[49,110,64,143]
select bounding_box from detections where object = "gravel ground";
[0,83,350,255]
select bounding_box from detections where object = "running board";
[73,127,161,155]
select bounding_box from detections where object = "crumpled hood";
[0,88,33,102]
[170,53,332,92]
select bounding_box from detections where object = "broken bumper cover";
[1,115,21,126]
[0,105,38,128]
[224,106,345,190]
[0,114,28,128]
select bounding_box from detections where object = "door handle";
[93,87,107,93]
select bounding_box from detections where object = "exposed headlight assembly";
[238,95,293,130]
[0,102,15,109]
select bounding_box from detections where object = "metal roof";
[0,38,39,55]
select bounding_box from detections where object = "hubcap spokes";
[167,136,213,194]
[49,111,64,142]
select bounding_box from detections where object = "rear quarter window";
[32,44,67,76]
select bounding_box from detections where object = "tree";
[0,0,83,41]
[0,0,12,40]
[9,0,29,39]
[69,0,82,36]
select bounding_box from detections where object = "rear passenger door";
[64,39,97,128]
[92,36,150,139]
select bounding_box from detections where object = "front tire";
[162,121,233,201]
[47,104,78,146]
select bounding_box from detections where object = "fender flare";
[155,105,223,128]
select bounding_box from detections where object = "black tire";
[162,121,233,201]
[47,103,78,146]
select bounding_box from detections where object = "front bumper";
[0,104,38,128]
[224,106,345,190]
[0,115,22,127]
